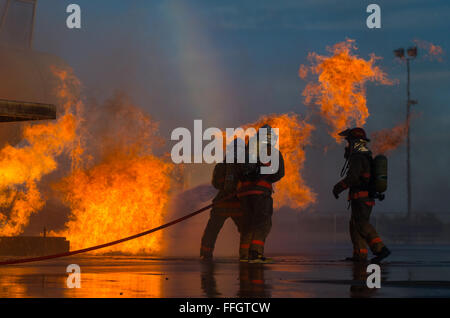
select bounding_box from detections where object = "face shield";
[258,125,278,148]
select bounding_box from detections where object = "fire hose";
[0,194,235,266]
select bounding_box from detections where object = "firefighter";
[200,139,244,261]
[236,125,285,263]
[332,127,391,264]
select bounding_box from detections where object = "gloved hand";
[333,187,339,199]
[332,181,347,200]
[332,184,340,199]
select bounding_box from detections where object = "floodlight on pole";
[394,48,405,59]
[407,47,418,58]
[394,46,418,220]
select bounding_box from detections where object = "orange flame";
[0,67,79,236]
[54,151,174,254]
[53,96,176,254]
[413,39,444,62]
[242,113,316,210]
[371,119,409,155]
[300,39,393,141]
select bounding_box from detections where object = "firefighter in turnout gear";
[236,125,285,263]
[333,128,391,264]
[200,140,244,261]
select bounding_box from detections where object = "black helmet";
[338,127,370,142]
[258,124,278,145]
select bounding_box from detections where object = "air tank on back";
[373,154,388,194]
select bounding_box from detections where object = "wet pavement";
[1,244,450,298]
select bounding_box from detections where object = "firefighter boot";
[344,256,368,263]
[239,246,249,263]
[370,246,391,264]
[200,246,213,262]
[248,250,274,264]
[344,248,368,263]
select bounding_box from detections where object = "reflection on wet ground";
[1,245,450,297]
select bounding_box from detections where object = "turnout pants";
[238,194,273,258]
[200,208,242,257]
[350,199,385,259]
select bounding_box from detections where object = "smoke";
[164,183,222,257]
[0,47,70,149]
[172,184,216,210]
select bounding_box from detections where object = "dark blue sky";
[30,0,450,214]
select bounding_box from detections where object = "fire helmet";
[338,127,370,142]
[258,124,278,145]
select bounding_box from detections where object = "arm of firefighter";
[263,151,285,183]
[333,155,363,195]
[211,163,225,190]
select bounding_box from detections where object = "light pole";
[394,47,418,220]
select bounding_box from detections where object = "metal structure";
[0,0,37,49]
[0,99,56,122]
[0,1,59,256]
[0,236,69,257]
[394,46,418,219]
[0,0,56,122]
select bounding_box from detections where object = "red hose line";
[0,201,216,266]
